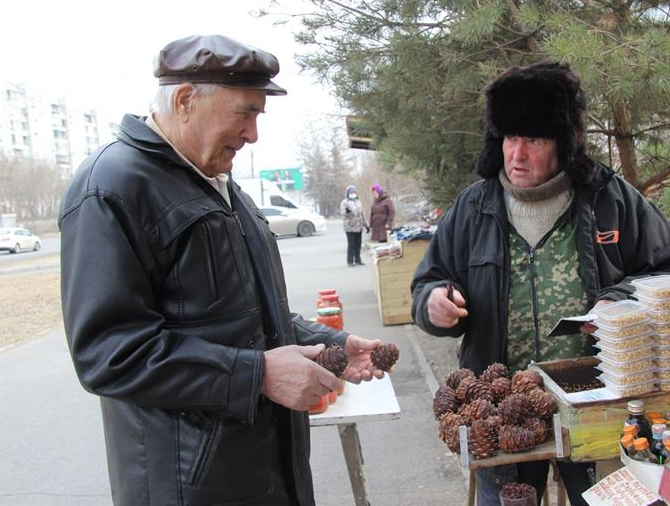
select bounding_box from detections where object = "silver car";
[0,227,41,254]
[260,206,327,237]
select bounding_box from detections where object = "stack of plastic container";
[592,299,656,397]
[631,275,670,392]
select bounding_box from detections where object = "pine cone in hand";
[315,345,349,378]
[468,419,498,460]
[445,368,475,390]
[464,379,495,403]
[433,385,459,419]
[480,363,509,383]
[511,370,543,395]
[439,413,467,453]
[498,393,533,425]
[527,389,557,419]
[498,425,536,453]
[370,343,399,372]
[455,376,476,403]
[522,418,548,445]
[460,399,496,425]
[491,377,512,404]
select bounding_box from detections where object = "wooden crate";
[530,357,670,462]
[372,240,429,325]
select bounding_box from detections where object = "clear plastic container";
[592,300,648,326]
[598,368,656,386]
[631,275,670,299]
[655,345,670,358]
[596,354,654,375]
[659,380,670,392]
[594,341,654,362]
[635,292,670,311]
[658,368,670,381]
[652,322,670,335]
[649,308,670,323]
[592,320,651,340]
[593,330,655,349]
[599,377,657,397]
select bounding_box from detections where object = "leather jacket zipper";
[232,210,246,237]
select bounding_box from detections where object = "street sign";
[260,168,303,190]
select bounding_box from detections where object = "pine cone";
[468,419,498,460]
[433,385,459,419]
[511,370,543,395]
[439,413,467,453]
[464,379,495,403]
[485,415,503,437]
[455,376,476,403]
[498,393,533,425]
[460,399,496,425]
[315,345,349,378]
[370,343,399,372]
[445,368,475,390]
[522,418,548,445]
[527,389,557,419]
[490,377,512,404]
[498,425,536,453]
[501,482,536,501]
[480,363,509,383]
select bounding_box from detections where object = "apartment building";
[0,81,120,174]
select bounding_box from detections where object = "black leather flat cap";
[154,34,287,95]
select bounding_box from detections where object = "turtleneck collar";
[498,169,573,203]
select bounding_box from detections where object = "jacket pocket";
[189,418,221,487]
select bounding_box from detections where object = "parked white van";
[235,178,301,209]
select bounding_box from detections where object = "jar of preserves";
[317,307,343,330]
[308,395,329,414]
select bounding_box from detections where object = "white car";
[0,227,41,254]
[259,206,327,237]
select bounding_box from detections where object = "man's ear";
[173,84,196,122]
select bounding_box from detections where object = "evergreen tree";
[264,0,670,212]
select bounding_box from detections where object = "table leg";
[338,423,370,506]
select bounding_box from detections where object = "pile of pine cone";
[433,363,557,460]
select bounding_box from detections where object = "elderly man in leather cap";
[59,35,386,506]
[412,62,670,506]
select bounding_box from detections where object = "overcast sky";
[0,0,344,176]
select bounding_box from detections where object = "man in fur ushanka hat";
[412,62,670,506]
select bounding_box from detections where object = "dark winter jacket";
[411,163,670,375]
[369,192,395,241]
[59,114,348,506]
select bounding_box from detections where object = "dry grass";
[0,260,62,351]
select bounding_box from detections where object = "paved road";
[0,221,467,506]
[0,235,59,264]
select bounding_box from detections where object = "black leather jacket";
[59,114,347,506]
[411,163,670,374]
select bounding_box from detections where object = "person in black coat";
[411,62,670,506]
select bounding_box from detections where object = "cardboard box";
[372,240,429,325]
[530,357,670,461]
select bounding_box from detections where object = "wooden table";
[310,375,401,506]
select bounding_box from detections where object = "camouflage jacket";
[506,218,591,373]
[411,162,670,375]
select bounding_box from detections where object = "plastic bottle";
[631,438,658,464]
[625,400,653,441]
[663,430,670,445]
[621,424,638,439]
[620,434,637,459]
[661,440,670,465]
[651,424,667,459]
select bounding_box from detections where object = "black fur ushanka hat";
[474,62,595,185]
